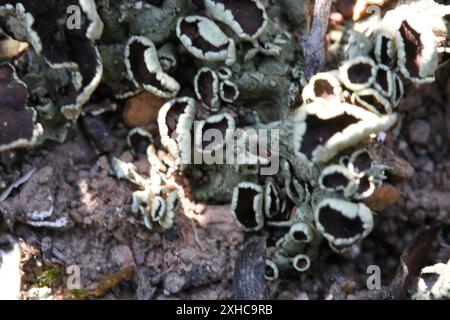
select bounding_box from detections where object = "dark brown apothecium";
[0,64,41,152]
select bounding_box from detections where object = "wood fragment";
[232,235,267,300]
[364,184,400,211]
[381,147,415,180]
[389,227,439,299]
[92,266,135,298]
[300,0,332,80]
[0,168,36,202]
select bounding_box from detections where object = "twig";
[388,226,439,299]
[300,0,332,80]
[0,167,36,202]
[232,235,267,300]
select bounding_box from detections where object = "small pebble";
[408,119,431,145]
[123,91,166,128]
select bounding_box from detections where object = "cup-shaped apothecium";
[158,97,196,161]
[0,64,42,152]
[292,254,311,273]
[294,100,398,164]
[194,112,236,156]
[176,15,236,66]
[338,57,377,92]
[351,88,393,115]
[204,0,268,41]
[127,128,153,155]
[194,67,221,112]
[231,182,265,231]
[264,182,281,219]
[373,64,395,99]
[373,31,396,68]
[302,71,343,104]
[219,80,240,104]
[125,36,180,99]
[0,0,104,120]
[319,165,358,197]
[314,198,374,247]
[265,259,280,281]
[348,149,373,176]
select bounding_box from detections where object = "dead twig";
[232,235,267,300]
[389,226,439,299]
[300,0,332,80]
[0,168,36,202]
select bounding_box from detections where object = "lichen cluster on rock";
[113,0,449,279]
[0,0,449,282]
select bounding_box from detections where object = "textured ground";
[0,64,447,300]
[0,1,449,300]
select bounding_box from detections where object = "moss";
[66,288,90,300]
[36,267,63,288]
